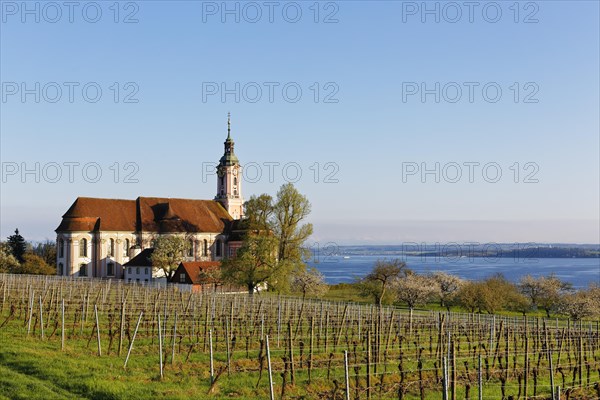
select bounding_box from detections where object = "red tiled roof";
[179,261,221,284]
[56,197,136,232]
[56,197,232,233]
[137,197,232,233]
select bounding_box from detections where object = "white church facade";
[55,116,245,279]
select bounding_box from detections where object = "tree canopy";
[356,259,408,306]
[221,233,280,294]
[150,235,190,280]
[7,229,27,263]
[222,183,313,294]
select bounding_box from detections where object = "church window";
[188,239,194,257]
[109,239,115,257]
[107,263,115,276]
[124,239,130,257]
[59,239,64,258]
[79,264,87,277]
[79,239,87,257]
[202,239,208,257]
[216,240,222,257]
[58,263,63,275]
[233,177,237,185]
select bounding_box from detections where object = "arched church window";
[203,239,208,257]
[79,239,87,257]
[59,239,64,258]
[109,239,115,257]
[216,240,222,257]
[124,239,130,257]
[233,177,237,185]
[188,239,194,257]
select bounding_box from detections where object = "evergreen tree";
[7,229,26,263]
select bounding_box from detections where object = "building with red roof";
[55,116,244,279]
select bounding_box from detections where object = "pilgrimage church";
[55,115,244,279]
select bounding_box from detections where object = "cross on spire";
[227,112,231,139]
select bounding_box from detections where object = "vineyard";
[0,274,599,399]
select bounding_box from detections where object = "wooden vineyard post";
[548,350,555,400]
[158,314,163,379]
[478,354,483,400]
[226,318,231,376]
[344,350,350,400]
[266,335,275,400]
[27,290,34,336]
[288,320,295,385]
[39,296,44,339]
[94,304,101,356]
[524,334,529,398]
[277,299,281,348]
[171,312,177,365]
[209,329,214,385]
[442,356,448,400]
[61,298,65,351]
[118,300,125,356]
[124,311,143,369]
[366,331,371,400]
[309,316,314,384]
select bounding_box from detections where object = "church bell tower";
[215,113,244,220]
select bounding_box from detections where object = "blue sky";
[1,0,598,244]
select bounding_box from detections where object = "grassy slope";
[0,285,594,399]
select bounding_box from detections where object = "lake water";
[309,255,600,289]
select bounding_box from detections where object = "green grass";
[0,277,597,400]
[2,321,597,400]
[317,284,553,318]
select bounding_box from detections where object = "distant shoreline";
[334,245,600,259]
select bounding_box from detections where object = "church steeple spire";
[215,113,243,220]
